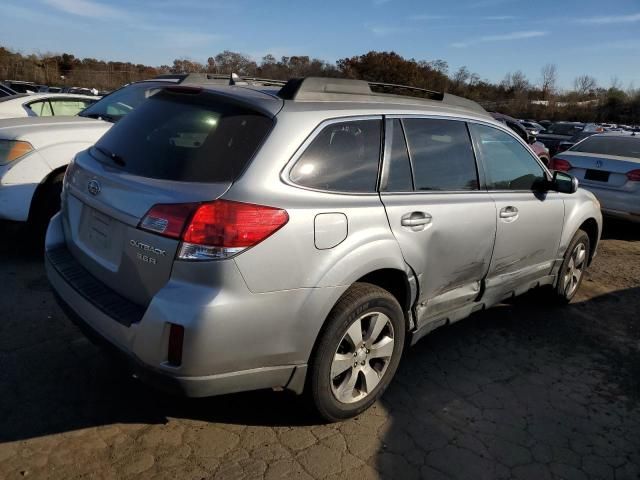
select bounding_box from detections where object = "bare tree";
[502,70,530,92]
[574,75,597,96]
[540,63,557,99]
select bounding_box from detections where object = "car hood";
[0,116,112,149]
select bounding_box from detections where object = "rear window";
[571,136,640,159]
[93,89,273,182]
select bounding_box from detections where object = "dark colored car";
[538,120,552,130]
[2,80,38,93]
[491,112,550,165]
[0,83,17,98]
[537,122,585,156]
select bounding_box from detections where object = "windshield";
[544,123,583,135]
[78,82,163,122]
[571,136,640,159]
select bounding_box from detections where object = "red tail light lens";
[139,199,289,260]
[167,323,184,366]
[627,169,640,182]
[183,200,289,247]
[552,157,572,171]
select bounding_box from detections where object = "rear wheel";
[552,229,590,303]
[309,283,405,422]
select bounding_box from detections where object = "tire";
[28,172,64,240]
[309,282,406,422]
[551,229,590,303]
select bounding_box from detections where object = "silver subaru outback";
[46,77,602,421]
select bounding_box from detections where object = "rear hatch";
[62,87,277,307]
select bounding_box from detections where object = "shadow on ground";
[1,220,640,479]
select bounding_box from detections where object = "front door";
[469,123,565,298]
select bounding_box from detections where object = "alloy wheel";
[330,311,395,404]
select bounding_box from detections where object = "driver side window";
[471,123,545,191]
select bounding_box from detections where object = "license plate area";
[584,169,610,182]
[86,208,112,250]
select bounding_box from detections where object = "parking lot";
[0,220,638,480]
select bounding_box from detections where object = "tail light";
[167,323,184,366]
[139,199,289,260]
[627,169,640,182]
[551,157,572,172]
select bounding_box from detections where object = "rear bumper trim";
[46,246,145,326]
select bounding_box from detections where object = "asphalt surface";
[0,219,639,479]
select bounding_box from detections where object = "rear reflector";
[551,157,572,172]
[139,199,289,260]
[627,169,640,182]
[167,323,184,366]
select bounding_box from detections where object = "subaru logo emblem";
[595,160,603,169]
[87,179,101,196]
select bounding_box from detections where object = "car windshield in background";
[92,89,273,182]
[78,82,162,122]
[570,136,640,159]
[545,124,583,135]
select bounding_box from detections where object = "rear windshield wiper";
[80,112,117,123]
[94,146,126,167]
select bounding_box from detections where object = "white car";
[0,73,230,228]
[0,93,98,120]
[0,80,174,227]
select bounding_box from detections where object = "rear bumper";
[47,255,306,397]
[45,213,340,397]
[583,185,640,223]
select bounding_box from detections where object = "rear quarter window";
[93,89,273,182]
[290,119,382,192]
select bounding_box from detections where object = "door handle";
[499,206,519,219]
[401,212,432,227]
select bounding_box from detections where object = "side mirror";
[551,171,579,194]
[527,134,537,145]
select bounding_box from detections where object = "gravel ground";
[0,219,639,480]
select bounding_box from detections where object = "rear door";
[469,122,564,297]
[62,88,275,306]
[380,117,497,324]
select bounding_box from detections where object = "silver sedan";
[552,133,640,222]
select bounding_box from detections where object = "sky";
[1,0,639,90]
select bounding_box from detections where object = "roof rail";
[152,73,287,87]
[276,77,487,115]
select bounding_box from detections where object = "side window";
[471,123,545,191]
[403,118,478,191]
[27,100,53,117]
[50,99,94,116]
[382,119,413,192]
[290,119,381,192]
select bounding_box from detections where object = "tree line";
[1,46,638,124]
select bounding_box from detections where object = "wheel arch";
[579,217,599,265]
[27,165,67,222]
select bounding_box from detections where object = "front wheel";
[552,229,590,303]
[309,283,406,422]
